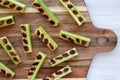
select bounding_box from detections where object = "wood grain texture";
[0,0,117,80]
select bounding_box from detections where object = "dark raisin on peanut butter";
[37,54,42,59]
[24,46,29,51]
[23,39,28,44]
[67,4,73,9]
[9,4,16,8]
[21,26,26,31]
[62,53,69,57]
[7,73,12,78]
[33,2,40,7]
[6,45,12,50]
[2,38,7,44]
[50,59,56,64]
[6,19,12,24]
[55,71,63,75]
[3,1,10,5]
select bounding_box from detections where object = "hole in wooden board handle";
[96,36,109,45]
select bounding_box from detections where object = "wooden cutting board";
[0,0,117,80]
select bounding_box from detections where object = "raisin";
[31,67,36,71]
[10,52,17,56]
[76,39,80,43]
[49,43,54,50]
[13,57,19,62]
[6,19,12,24]
[81,40,86,45]
[16,6,22,11]
[43,14,49,19]
[32,62,39,66]
[50,59,56,64]
[69,50,76,54]
[33,2,40,7]
[64,68,69,72]
[23,39,28,44]
[38,8,44,13]
[55,56,63,60]
[44,38,48,44]
[67,4,73,9]
[21,26,26,31]
[40,34,44,40]
[22,33,27,38]
[61,34,67,39]
[68,37,74,42]
[78,17,83,22]
[2,38,7,44]
[62,53,69,57]
[37,55,42,59]
[9,4,16,8]
[24,46,29,51]
[72,10,78,14]
[55,71,63,75]
[7,73,12,78]
[37,30,40,36]
[1,69,6,75]
[49,20,55,25]
[28,72,33,75]
[6,45,12,50]
[3,1,10,5]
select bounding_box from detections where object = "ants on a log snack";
[0,62,15,78]
[28,51,47,80]
[0,0,26,13]
[59,0,86,26]
[42,65,72,80]
[59,30,91,47]
[0,36,22,65]
[20,24,32,54]
[32,0,60,26]
[0,15,15,28]
[50,48,78,67]
[34,26,59,51]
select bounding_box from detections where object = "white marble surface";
[84,0,120,80]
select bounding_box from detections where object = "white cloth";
[84,0,120,80]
